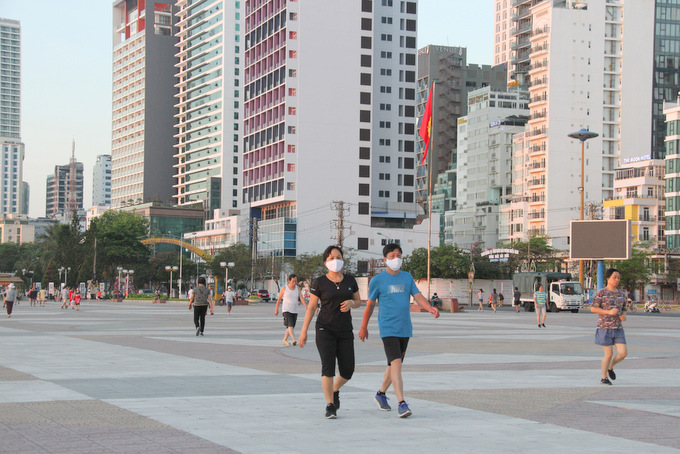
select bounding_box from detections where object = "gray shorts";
[536,304,546,315]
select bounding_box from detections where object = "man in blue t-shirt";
[359,243,439,418]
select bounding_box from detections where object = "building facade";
[173,0,242,218]
[92,154,112,207]
[416,45,507,207]
[449,86,528,249]
[499,1,654,250]
[0,18,25,216]
[45,159,84,220]
[111,0,179,208]
[241,0,432,261]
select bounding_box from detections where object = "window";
[359,166,370,177]
[358,238,369,250]
[359,183,370,196]
[361,54,371,67]
[358,202,370,214]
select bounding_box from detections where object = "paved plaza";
[0,299,679,453]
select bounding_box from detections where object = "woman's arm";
[298,294,319,348]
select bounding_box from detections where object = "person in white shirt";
[274,274,307,346]
[224,287,236,314]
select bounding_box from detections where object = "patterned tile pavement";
[1,300,678,453]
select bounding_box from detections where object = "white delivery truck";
[512,272,585,313]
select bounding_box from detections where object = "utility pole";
[250,218,258,290]
[330,201,349,248]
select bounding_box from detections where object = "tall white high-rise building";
[449,86,529,249]
[242,0,430,261]
[111,0,178,208]
[92,154,112,206]
[173,0,242,218]
[498,1,654,249]
[0,18,25,215]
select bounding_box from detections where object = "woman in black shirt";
[299,245,362,419]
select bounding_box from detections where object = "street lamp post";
[467,266,475,308]
[123,269,134,297]
[117,266,123,297]
[220,261,235,292]
[568,128,599,287]
[165,265,179,298]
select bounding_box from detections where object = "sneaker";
[374,392,391,411]
[608,368,616,380]
[398,401,412,418]
[538,324,541,328]
[282,340,291,346]
[292,341,297,346]
[333,390,340,410]
[542,324,546,328]
[325,403,337,419]
[196,327,200,336]
[200,332,204,336]
[600,378,612,385]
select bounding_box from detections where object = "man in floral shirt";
[591,268,628,385]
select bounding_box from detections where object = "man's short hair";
[198,277,206,285]
[382,243,403,257]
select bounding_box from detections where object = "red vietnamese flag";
[419,82,434,165]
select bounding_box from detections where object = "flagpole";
[426,81,436,304]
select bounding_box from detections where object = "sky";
[0,0,494,218]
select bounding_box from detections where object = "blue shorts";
[595,328,626,346]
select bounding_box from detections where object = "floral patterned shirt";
[592,287,627,329]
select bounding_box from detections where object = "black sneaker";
[196,327,200,336]
[542,324,546,328]
[538,324,541,328]
[325,403,337,419]
[600,378,612,385]
[333,390,340,410]
[608,369,616,380]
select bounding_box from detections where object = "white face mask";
[385,257,403,271]
[326,259,344,273]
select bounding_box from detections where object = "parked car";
[256,289,270,302]
[138,289,155,295]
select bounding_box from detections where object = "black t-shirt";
[311,274,359,332]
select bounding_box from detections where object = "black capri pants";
[315,326,355,380]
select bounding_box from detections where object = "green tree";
[610,245,652,294]
[210,243,253,290]
[290,252,325,288]
[37,216,84,287]
[403,244,477,280]
[499,235,560,273]
[86,210,150,287]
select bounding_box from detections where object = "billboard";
[570,220,631,260]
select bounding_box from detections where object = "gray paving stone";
[0,302,678,453]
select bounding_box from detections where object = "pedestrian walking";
[275,274,307,346]
[359,243,440,418]
[224,287,236,314]
[477,289,485,311]
[4,283,16,318]
[74,289,81,311]
[591,268,628,385]
[534,285,547,328]
[513,287,521,313]
[298,245,362,419]
[60,286,69,309]
[188,277,213,336]
[491,289,499,313]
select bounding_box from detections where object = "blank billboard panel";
[570,220,631,260]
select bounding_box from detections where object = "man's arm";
[274,288,284,315]
[413,293,440,318]
[358,299,376,341]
